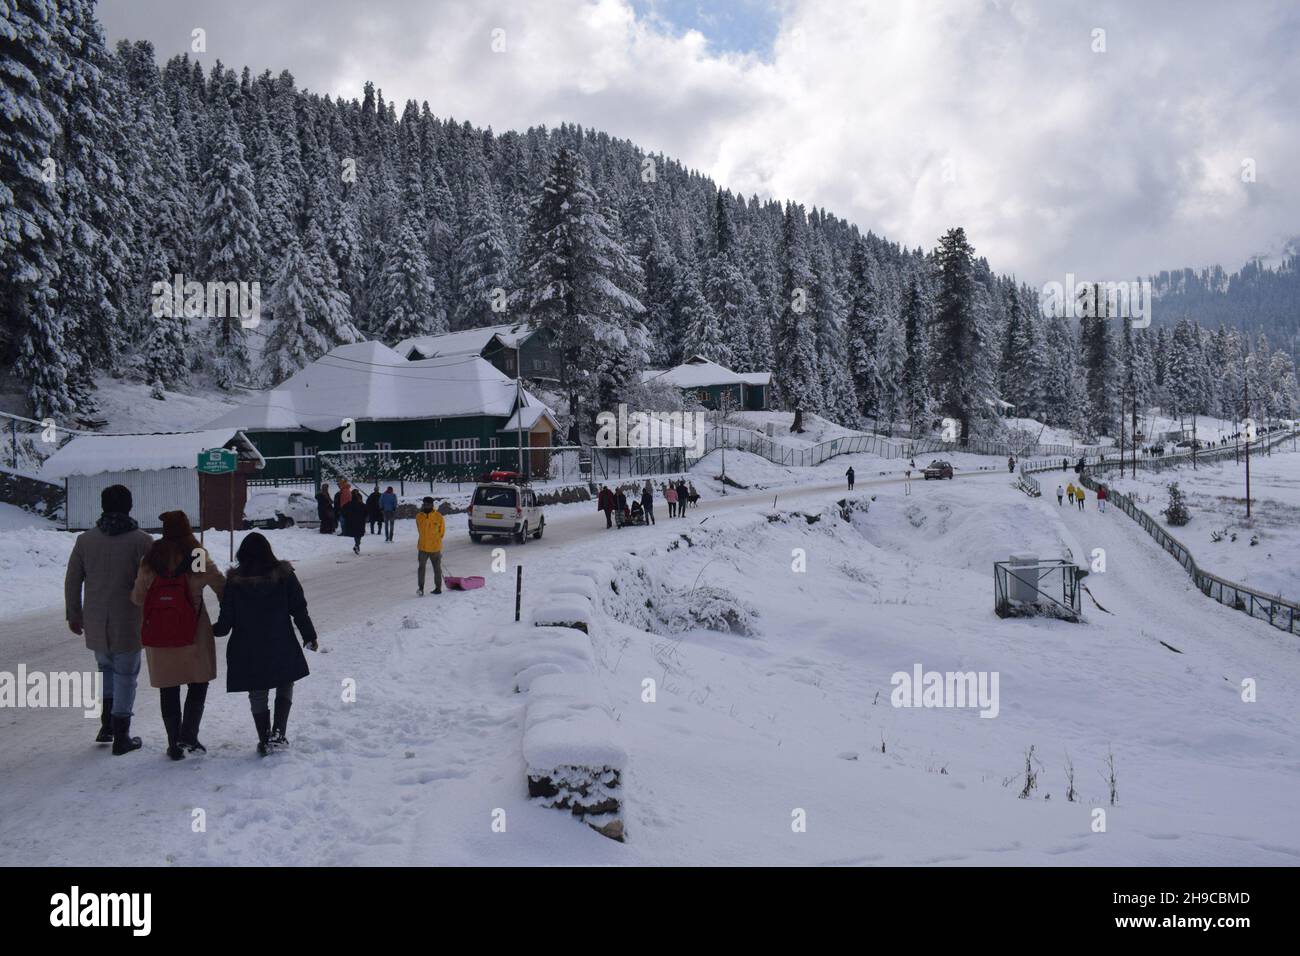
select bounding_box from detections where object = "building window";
[293,442,317,476]
[423,440,447,465]
[451,438,480,464]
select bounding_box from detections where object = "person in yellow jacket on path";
[415,496,446,596]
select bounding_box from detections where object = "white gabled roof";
[498,404,560,433]
[205,341,554,432]
[641,355,770,389]
[42,429,263,480]
[394,322,534,361]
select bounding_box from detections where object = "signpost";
[197,448,238,563]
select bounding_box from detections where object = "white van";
[468,474,544,543]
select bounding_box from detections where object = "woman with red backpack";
[130,511,226,761]
[214,533,318,756]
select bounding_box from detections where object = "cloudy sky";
[99,0,1300,286]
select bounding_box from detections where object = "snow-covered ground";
[1102,446,1300,598]
[2,454,1297,866]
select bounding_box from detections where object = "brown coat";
[130,552,225,688]
[65,524,155,654]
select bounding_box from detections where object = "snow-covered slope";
[2,465,1296,865]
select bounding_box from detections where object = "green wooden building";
[205,341,558,485]
[640,355,772,411]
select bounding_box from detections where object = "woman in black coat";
[315,484,336,534]
[213,533,318,756]
[365,489,383,535]
[341,489,367,554]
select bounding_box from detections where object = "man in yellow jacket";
[415,497,446,596]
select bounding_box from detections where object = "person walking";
[1062,457,1069,471]
[380,486,398,542]
[1055,484,1064,506]
[641,479,656,526]
[64,484,154,755]
[687,481,700,508]
[597,485,615,529]
[415,496,445,596]
[1076,485,1086,511]
[1097,484,1108,513]
[665,482,678,518]
[316,483,335,534]
[614,487,628,527]
[1066,483,1076,506]
[131,511,225,761]
[1007,455,1016,473]
[213,533,317,756]
[676,479,690,515]
[333,479,352,535]
[845,466,855,490]
[342,489,367,554]
[365,487,383,535]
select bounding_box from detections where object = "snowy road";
[0,468,1005,865]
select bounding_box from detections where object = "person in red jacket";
[1097,484,1108,514]
[597,485,615,529]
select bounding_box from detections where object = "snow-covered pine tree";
[522,146,645,441]
[196,96,260,389]
[2,0,76,418]
[846,239,883,419]
[263,228,358,384]
[454,155,511,329]
[930,227,989,440]
[775,203,822,433]
[376,214,441,343]
[675,252,726,366]
[901,273,931,436]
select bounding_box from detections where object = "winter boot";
[270,697,292,748]
[161,692,185,761]
[111,715,143,756]
[253,710,273,757]
[95,697,114,744]
[180,684,208,754]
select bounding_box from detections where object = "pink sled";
[444,575,486,591]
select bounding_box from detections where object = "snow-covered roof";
[394,322,535,361]
[42,429,263,480]
[641,355,770,389]
[205,341,553,432]
[498,403,560,433]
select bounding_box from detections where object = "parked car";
[467,474,544,543]
[923,459,954,480]
[242,489,318,530]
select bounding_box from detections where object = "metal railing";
[701,423,1107,469]
[1077,469,1300,634]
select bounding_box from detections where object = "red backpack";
[141,571,197,648]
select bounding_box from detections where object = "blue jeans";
[94,649,141,717]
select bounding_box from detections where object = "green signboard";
[196,447,237,475]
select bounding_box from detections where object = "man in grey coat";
[65,485,154,754]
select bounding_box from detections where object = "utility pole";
[515,374,525,478]
[1131,384,1138,479]
[717,389,732,495]
[1244,366,1252,519]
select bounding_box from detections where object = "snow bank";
[522,671,626,842]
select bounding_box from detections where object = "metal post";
[514,565,522,622]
